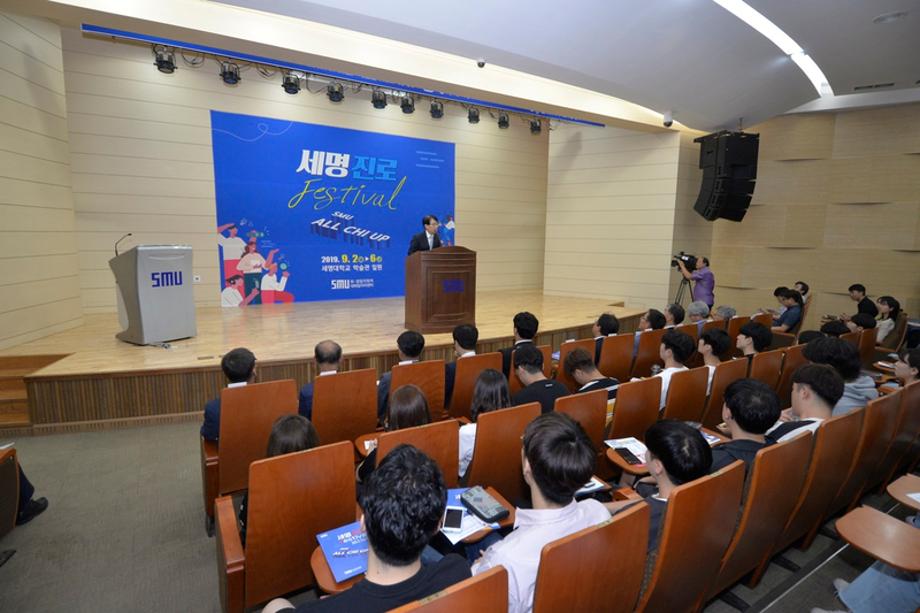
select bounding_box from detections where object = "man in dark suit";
[511,344,569,413]
[445,324,478,406]
[500,311,539,377]
[200,347,257,444]
[592,312,619,364]
[298,340,342,420]
[377,330,426,423]
[407,215,442,255]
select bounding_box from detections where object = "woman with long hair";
[357,384,430,482]
[876,296,902,347]
[458,369,511,479]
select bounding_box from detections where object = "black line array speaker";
[693,131,759,222]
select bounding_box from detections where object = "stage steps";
[0,356,68,429]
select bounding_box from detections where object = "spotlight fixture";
[530,119,542,134]
[220,62,241,85]
[468,107,480,124]
[153,45,176,74]
[429,100,444,119]
[326,82,344,102]
[497,112,510,129]
[372,89,387,109]
[282,71,301,94]
[400,95,415,114]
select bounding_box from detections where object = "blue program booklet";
[316,521,368,583]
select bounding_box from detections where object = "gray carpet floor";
[0,422,908,612]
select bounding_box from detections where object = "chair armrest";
[836,506,920,573]
[605,447,650,477]
[770,332,795,349]
[456,416,472,425]
[612,486,642,501]
[215,495,245,613]
[311,546,362,595]
[201,437,219,519]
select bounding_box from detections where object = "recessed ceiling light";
[873,11,908,24]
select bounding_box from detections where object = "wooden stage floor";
[2,290,643,432]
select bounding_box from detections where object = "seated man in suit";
[592,312,619,363]
[445,324,478,405]
[766,364,844,444]
[200,347,257,444]
[500,311,539,377]
[406,215,442,255]
[13,463,48,526]
[377,331,425,423]
[711,379,781,472]
[563,348,619,400]
[298,340,342,420]
[471,413,610,613]
[511,343,569,413]
[263,445,470,613]
[736,322,773,359]
[664,303,685,327]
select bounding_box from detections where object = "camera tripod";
[673,277,692,306]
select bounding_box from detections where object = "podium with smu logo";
[404,246,476,333]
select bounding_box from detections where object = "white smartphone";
[442,506,465,533]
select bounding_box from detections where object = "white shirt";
[766,417,825,442]
[458,422,477,478]
[472,499,610,613]
[217,234,246,260]
[876,318,895,344]
[227,381,248,389]
[705,365,716,395]
[656,366,689,409]
[318,370,337,377]
[221,286,243,307]
[260,273,287,292]
[426,231,435,249]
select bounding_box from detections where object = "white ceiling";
[215,0,920,130]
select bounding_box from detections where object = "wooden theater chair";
[749,349,784,390]
[554,390,608,470]
[775,344,807,409]
[877,381,920,490]
[0,447,18,542]
[726,316,751,359]
[390,360,446,420]
[447,352,502,420]
[376,420,460,487]
[597,334,635,383]
[311,369,377,446]
[391,566,508,612]
[700,358,747,429]
[661,366,708,422]
[555,338,596,392]
[631,329,666,378]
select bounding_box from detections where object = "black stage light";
[153,46,176,74]
[372,89,387,109]
[429,100,444,118]
[220,62,241,85]
[468,107,480,124]
[327,82,344,102]
[530,119,542,134]
[282,72,301,94]
[498,112,510,129]
[401,95,415,114]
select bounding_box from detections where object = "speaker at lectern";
[109,245,197,345]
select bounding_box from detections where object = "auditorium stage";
[2,290,643,433]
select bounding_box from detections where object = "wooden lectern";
[405,246,476,333]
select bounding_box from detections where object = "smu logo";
[151,271,183,287]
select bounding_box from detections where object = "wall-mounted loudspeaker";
[693,131,759,222]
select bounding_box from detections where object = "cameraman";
[676,256,715,309]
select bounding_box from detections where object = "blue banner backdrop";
[210,110,455,306]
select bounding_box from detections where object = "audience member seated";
[511,344,569,413]
[634,308,668,354]
[500,311,539,377]
[360,385,431,483]
[264,445,470,613]
[737,322,773,359]
[471,412,609,613]
[445,324,478,405]
[377,331,425,422]
[664,303,685,327]
[563,348,620,400]
[239,415,319,543]
[458,369,510,479]
[200,347,257,444]
[687,300,711,333]
[763,286,789,317]
[880,348,920,394]
[711,379,781,472]
[820,320,850,338]
[712,305,737,321]
[651,330,694,409]
[803,337,878,416]
[592,312,619,363]
[798,330,826,345]
[14,463,48,526]
[699,329,731,393]
[794,281,810,304]
[845,313,877,336]
[772,289,804,333]
[298,340,341,420]
[605,420,712,553]
[766,364,844,444]
[842,283,878,320]
[875,296,901,346]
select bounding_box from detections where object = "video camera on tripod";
[671,251,698,270]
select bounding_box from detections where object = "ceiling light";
[790,53,833,97]
[429,100,444,118]
[468,108,480,124]
[282,71,301,94]
[220,62,240,85]
[530,119,542,134]
[498,112,510,129]
[153,45,175,74]
[326,82,344,102]
[371,89,387,109]
[872,11,908,24]
[400,95,415,114]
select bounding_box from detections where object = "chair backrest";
[726,316,751,359]
[661,366,709,422]
[865,387,908,491]
[554,390,608,465]
[509,345,552,395]
[708,432,813,599]
[675,322,699,342]
[636,461,746,613]
[218,379,298,495]
[311,369,377,446]
[391,566,508,612]
[0,448,18,540]
[839,331,860,347]
[749,349,784,390]
[608,377,662,441]
[830,392,901,515]
[244,441,356,607]
[448,353,502,420]
[700,358,748,429]
[751,312,772,328]
[466,403,541,504]
[597,334,635,383]
[631,329,666,378]
[377,420,460,487]
[701,319,727,334]
[857,328,877,366]
[877,381,920,487]
[533,503,649,613]
[880,311,909,350]
[391,360,447,421]
[776,344,807,409]
[556,339,596,392]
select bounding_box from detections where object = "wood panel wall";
[0,13,83,349]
